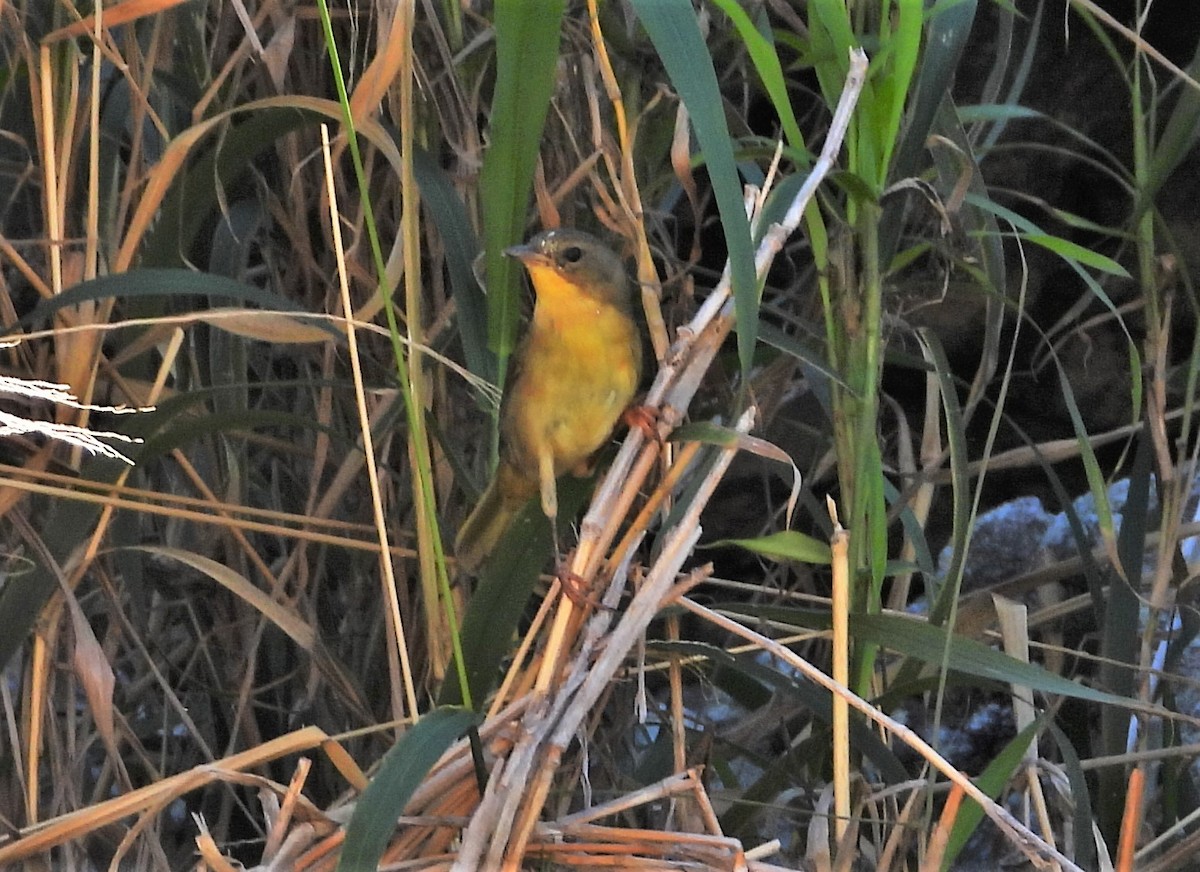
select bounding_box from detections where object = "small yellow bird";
[455,229,642,571]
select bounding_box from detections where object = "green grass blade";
[734,605,1143,709]
[412,145,492,383]
[920,330,972,629]
[337,708,478,872]
[140,106,316,269]
[0,455,129,670]
[437,476,590,707]
[1145,37,1200,207]
[712,530,833,564]
[1098,430,1153,842]
[479,1,565,371]
[873,0,923,173]
[1053,364,1118,558]
[12,268,310,332]
[708,0,805,155]
[1047,720,1098,870]
[1019,233,1130,277]
[631,0,758,373]
[941,717,1042,871]
[892,0,977,181]
[806,0,855,103]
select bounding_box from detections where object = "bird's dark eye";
[561,245,584,264]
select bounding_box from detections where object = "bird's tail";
[454,465,532,572]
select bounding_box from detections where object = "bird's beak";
[504,243,551,267]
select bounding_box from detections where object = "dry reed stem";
[585,0,669,360]
[263,756,313,860]
[321,121,417,726]
[828,500,851,850]
[0,462,414,554]
[875,780,928,871]
[923,783,965,872]
[1115,765,1145,872]
[297,769,786,871]
[0,726,353,863]
[458,415,747,869]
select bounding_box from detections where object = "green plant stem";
[314,0,471,711]
[849,205,886,695]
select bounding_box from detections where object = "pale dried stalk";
[828,501,851,848]
[0,726,345,864]
[321,122,418,727]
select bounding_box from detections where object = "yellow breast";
[504,267,640,477]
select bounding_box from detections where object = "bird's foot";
[623,403,661,444]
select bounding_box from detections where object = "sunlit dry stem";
[555,768,704,827]
[320,124,418,726]
[1116,765,1145,872]
[827,497,851,849]
[586,0,669,360]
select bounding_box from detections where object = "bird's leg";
[541,457,606,610]
[538,452,561,563]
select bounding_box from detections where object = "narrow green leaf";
[135,409,345,460]
[966,194,1135,349]
[875,0,924,173]
[411,146,492,383]
[711,530,833,565]
[806,0,855,103]
[918,329,972,629]
[11,268,312,336]
[956,103,1042,123]
[480,1,565,369]
[1146,41,1200,205]
[732,605,1142,708]
[439,476,591,707]
[0,453,129,670]
[630,0,758,373]
[1046,720,1098,871]
[707,0,805,155]
[757,321,845,386]
[141,107,316,269]
[893,0,978,181]
[1020,233,1130,277]
[337,708,478,872]
[975,0,1041,152]
[885,479,937,578]
[1098,430,1153,840]
[668,421,743,448]
[941,718,1042,870]
[1053,364,1117,554]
